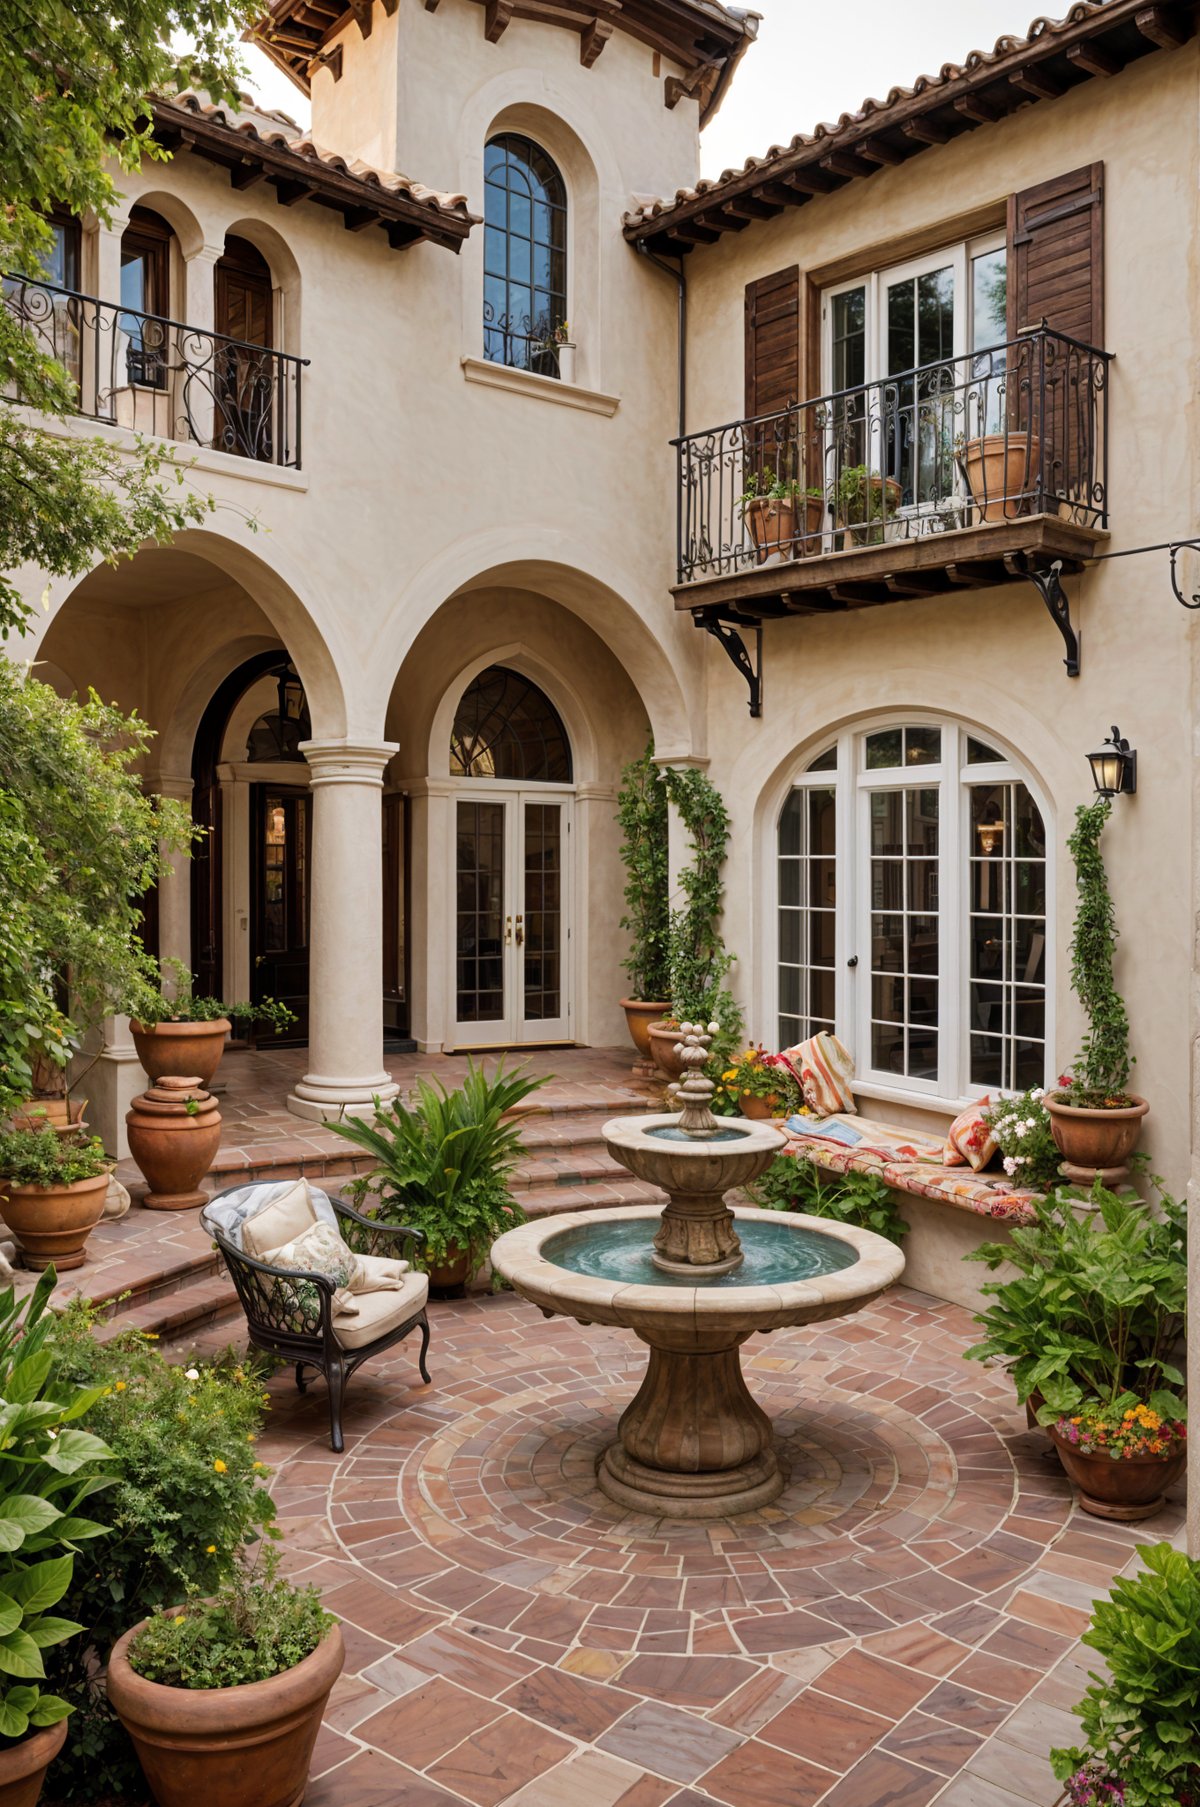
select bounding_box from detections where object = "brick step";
[511,1177,666,1220]
[91,1272,241,1345]
[514,1113,655,1156]
[510,1147,643,1191]
[50,1225,225,1324]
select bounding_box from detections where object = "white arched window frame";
[774,716,1055,1112]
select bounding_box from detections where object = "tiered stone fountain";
[493,1026,905,1518]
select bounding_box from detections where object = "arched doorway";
[191,653,312,1043]
[450,665,573,1046]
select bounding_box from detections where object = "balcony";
[673,327,1110,633]
[4,275,307,469]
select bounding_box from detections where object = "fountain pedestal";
[602,1323,781,1516]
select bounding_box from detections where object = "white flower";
[1030,1087,1045,1100]
[1003,1156,1017,1175]
[1016,1121,1028,1138]
[185,1368,200,1382]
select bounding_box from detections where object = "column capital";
[184,242,225,267]
[152,772,195,802]
[300,741,399,788]
[652,753,710,773]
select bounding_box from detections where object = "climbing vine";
[661,765,744,1058]
[616,742,670,1002]
[1065,798,1133,1103]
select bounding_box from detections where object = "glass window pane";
[972,248,1008,353]
[967,736,1003,764]
[832,288,866,392]
[807,744,837,773]
[483,134,567,374]
[777,779,838,1049]
[966,779,1047,1091]
[866,728,902,770]
[917,266,954,367]
[450,666,572,782]
[905,727,942,766]
[778,792,803,857]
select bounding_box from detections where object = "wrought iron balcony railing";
[674,325,1111,585]
[3,275,308,469]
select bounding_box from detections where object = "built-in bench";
[776,1111,1042,1312]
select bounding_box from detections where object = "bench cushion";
[779,1112,1040,1226]
[333,1273,429,1350]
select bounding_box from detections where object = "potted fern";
[1045,800,1148,1184]
[616,745,670,1056]
[328,1061,548,1291]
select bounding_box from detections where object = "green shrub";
[965,1183,1187,1423]
[0,1274,114,1749]
[616,742,670,1003]
[1051,1543,1200,1807]
[128,1551,332,1691]
[749,1153,909,1245]
[0,1130,110,1188]
[45,1317,275,1800]
[332,1060,547,1276]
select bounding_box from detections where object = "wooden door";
[214,237,274,459]
[251,786,310,1043]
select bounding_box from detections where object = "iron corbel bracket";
[1020,557,1079,677]
[696,609,763,717]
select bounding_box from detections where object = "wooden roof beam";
[1067,39,1120,76]
[229,159,265,190]
[954,89,1003,123]
[308,43,343,78]
[820,148,865,178]
[581,17,613,64]
[855,137,905,166]
[485,0,513,41]
[1009,64,1063,99]
[901,114,950,145]
[1136,3,1191,46]
[272,176,317,205]
[720,192,779,220]
[348,0,372,36]
[669,218,722,244]
[781,165,835,195]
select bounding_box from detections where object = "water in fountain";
[545,1216,859,1289]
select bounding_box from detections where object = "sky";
[238,0,1038,179]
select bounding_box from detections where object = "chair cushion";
[268,1220,364,1317]
[333,1272,429,1350]
[944,1097,999,1172]
[242,1179,319,1258]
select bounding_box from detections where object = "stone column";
[180,244,222,449]
[288,742,399,1122]
[406,780,452,1053]
[75,1016,143,1161]
[153,773,193,991]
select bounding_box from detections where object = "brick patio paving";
[171,1276,1186,1807]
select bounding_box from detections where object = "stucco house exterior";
[4,0,1197,1538]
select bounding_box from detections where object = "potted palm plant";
[328,1061,548,1292]
[616,745,670,1056]
[106,1553,342,1807]
[0,1127,112,1269]
[1045,800,1147,1184]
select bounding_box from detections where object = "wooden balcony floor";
[672,514,1107,618]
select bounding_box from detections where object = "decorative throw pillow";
[268,1220,364,1318]
[242,1178,318,1260]
[944,1098,998,1171]
[778,1033,856,1116]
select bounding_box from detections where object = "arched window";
[777,719,1049,1099]
[450,666,572,782]
[119,207,173,388]
[483,135,567,377]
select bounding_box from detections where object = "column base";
[287,1073,399,1123]
[78,1046,145,1161]
[599,1445,783,1519]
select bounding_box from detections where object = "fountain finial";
[670,1021,722,1140]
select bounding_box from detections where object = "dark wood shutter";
[1007,163,1103,345]
[745,266,800,418]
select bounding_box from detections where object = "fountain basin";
[604,1110,785,1275]
[492,1205,905,1519]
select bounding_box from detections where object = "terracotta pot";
[620,1000,672,1059]
[793,492,827,556]
[963,434,1042,523]
[131,1019,230,1088]
[739,1093,785,1120]
[1050,1426,1186,1521]
[646,1023,687,1082]
[106,1617,344,1807]
[10,1099,88,1141]
[428,1245,472,1294]
[1045,1092,1149,1187]
[0,1717,67,1806]
[837,475,902,546]
[0,1171,109,1271]
[743,496,796,563]
[126,1078,222,1211]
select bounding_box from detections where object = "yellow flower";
[722,1070,738,1082]
[205,1544,216,1555]
[114,1381,126,1393]
[213,1459,227,1474]
[253,1461,265,1472]
[247,1433,256,1443]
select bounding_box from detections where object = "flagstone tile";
[355,1677,507,1769]
[697,1736,833,1807]
[596,1702,741,1784]
[500,1666,640,1739]
[426,1712,574,1806]
[759,1687,893,1770]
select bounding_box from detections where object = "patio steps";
[96,1085,668,1343]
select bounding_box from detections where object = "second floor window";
[484,134,566,378]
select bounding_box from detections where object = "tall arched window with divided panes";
[776,720,1051,1102]
[483,134,567,378]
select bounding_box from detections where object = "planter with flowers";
[0,1127,112,1270]
[107,1554,343,1807]
[1045,800,1147,1185]
[131,981,297,1089]
[1051,1402,1187,1522]
[982,1085,1063,1192]
[715,1045,803,1120]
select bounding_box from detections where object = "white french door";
[452,788,572,1046]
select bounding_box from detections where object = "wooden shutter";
[1007,163,1103,345]
[745,267,800,418]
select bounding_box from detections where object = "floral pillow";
[267,1220,364,1320]
[943,1098,998,1171]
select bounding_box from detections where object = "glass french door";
[453,790,571,1045]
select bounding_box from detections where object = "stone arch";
[426,644,599,787]
[122,187,206,262]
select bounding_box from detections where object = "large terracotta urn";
[1044,1092,1149,1187]
[131,1018,230,1088]
[620,1000,672,1059]
[126,1077,222,1210]
[107,1618,344,1807]
[0,1172,109,1271]
[0,1718,67,1806]
[646,1023,687,1083]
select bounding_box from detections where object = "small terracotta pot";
[131,1019,230,1088]
[0,1717,67,1807]
[1044,1092,1149,1187]
[793,492,826,557]
[10,1099,88,1141]
[1050,1426,1186,1521]
[963,434,1042,523]
[126,1078,222,1210]
[106,1617,344,1807]
[428,1245,472,1295]
[743,496,796,563]
[739,1093,785,1121]
[646,1023,687,1083]
[620,1000,672,1059]
[0,1172,109,1271]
